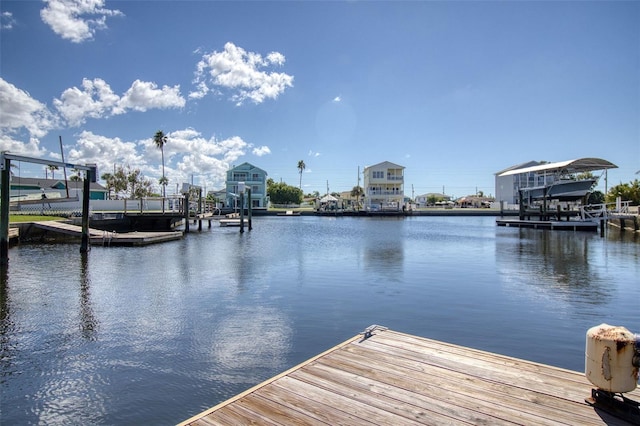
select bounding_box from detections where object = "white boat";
[277,210,301,216]
[522,178,598,201]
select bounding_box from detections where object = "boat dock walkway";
[496,218,599,232]
[179,327,639,425]
[33,221,183,246]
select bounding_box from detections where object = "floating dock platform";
[179,327,639,425]
[32,221,183,246]
[496,218,599,232]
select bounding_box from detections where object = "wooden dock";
[496,218,598,232]
[179,327,640,425]
[33,221,183,246]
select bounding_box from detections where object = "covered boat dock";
[497,158,618,230]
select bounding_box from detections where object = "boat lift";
[498,157,618,221]
[1,152,97,264]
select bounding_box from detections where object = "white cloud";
[40,0,123,43]
[138,128,253,189]
[0,78,59,140]
[1,11,17,30]
[308,150,321,157]
[63,129,249,191]
[54,78,119,126]
[0,136,48,157]
[54,78,185,126]
[252,146,271,156]
[66,130,145,176]
[333,96,342,102]
[190,42,294,105]
[116,80,186,113]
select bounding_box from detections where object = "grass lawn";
[9,214,64,223]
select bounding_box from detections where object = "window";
[233,172,247,181]
[372,171,384,179]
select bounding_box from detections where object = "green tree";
[101,172,115,199]
[587,190,605,205]
[154,130,168,197]
[297,160,305,189]
[576,171,595,180]
[350,185,364,209]
[69,168,82,182]
[112,167,130,198]
[104,165,152,199]
[606,179,640,205]
[47,165,59,179]
[268,182,303,204]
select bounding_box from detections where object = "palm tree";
[297,160,306,189]
[101,172,115,199]
[350,185,364,209]
[154,130,168,197]
[47,165,59,179]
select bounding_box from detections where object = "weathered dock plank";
[179,328,640,426]
[33,221,182,246]
[8,227,19,240]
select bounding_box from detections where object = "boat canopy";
[320,194,338,203]
[498,158,617,177]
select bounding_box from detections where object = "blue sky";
[1,0,638,198]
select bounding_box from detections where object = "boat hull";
[522,179,597,201]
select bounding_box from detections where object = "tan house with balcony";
[363,161,405,211]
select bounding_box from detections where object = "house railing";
[367,190,403,196]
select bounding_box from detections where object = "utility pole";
[59,136,69,198]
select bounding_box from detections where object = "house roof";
[363,161,404,170]
[228,162,267,175]
[10,176,107,191]
[498,158,617,177]
[417,193,452,199]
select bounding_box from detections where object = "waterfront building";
[362,161,405,211]
[8,176,108,201]
[415,192,453,207]
[225,162,268,209]
[494,161,541,205]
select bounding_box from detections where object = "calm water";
[1,216,638,424]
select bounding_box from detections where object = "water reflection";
[0,263,14,379]
[208,307,292,382]
[363,219,405,283]
[496,228,610,307]
[79,253,98,341]
[1,217,637,425]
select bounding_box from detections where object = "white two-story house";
[225,162,268,209]
[363,161,405,211]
